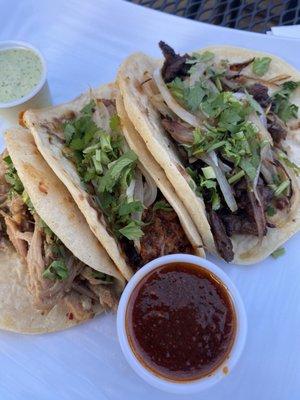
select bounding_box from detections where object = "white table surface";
[0,1,300,399]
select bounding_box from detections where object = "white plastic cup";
[117,254,247,394]
[0,41,52,126]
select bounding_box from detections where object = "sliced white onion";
[200,151,238,212]
[218,159,232,173]
[248,112,273,144]
[153,68,202,128]
[126,178,135,200]
[187,63,206,86]
[138,164,157,207]
[261,161,275,184]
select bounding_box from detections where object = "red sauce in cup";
[126,262,236,381]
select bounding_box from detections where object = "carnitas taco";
[117,42,300,263]
[23,84,204,279]
[0,127,124,333]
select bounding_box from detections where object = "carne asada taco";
[23,84,204,278]
[117,43,300,263]
[0,127,124,333]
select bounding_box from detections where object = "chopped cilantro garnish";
[62,101,144,242]
[21,191,35,214]
[252,57,271,76]
[272,80,300,122]
[4,156,24,195]
[202,166,215,180]
[187,51,215,64]
[228,170,245,184]
[98,150,138,193]
[118,220,144,240]
[43,259,68,280]
[118,200,144,217]
[271,247,285,259]
[273,180,290,197]
[277,150,300,176]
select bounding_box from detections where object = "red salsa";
[126,262,236,381]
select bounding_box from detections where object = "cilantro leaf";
[252,57,271,76]
[43,259,68,280]
[272,80,300,122]
[22,191,35,214]
[98,150,138,193]
[118,221,144,240]
[118,200,144,216]
[81,100,95,116]
[278,150,300,176]
[187,51,215,64]
[271,247,285,259]
[3,157,24,195]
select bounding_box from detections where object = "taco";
[23,84,204,278]
[117,42,300,263]
[0,127,124,333]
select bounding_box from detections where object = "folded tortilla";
[117,45,300,264]
[23,84,204,279]
[0,127,124,333]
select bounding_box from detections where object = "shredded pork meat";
[0,152,117,321]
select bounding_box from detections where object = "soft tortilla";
[116,94,204,257]
[24,83,204,279]
[24,84,133,281]
[117,45,300,264]
[5,127,124,286]
[0,243,100,334]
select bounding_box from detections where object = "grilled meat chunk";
[221,212,259,236]
[159,41,191,83]
[247,83,271,108]
[209,210,234,262]
[267,112,287,145]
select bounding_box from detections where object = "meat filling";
[0,154,117,321]
[159,41,191,83]
[139,205,193,266]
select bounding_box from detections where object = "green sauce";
[0,48,43,103]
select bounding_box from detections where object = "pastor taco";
[117,42,300,263]
[23,84,204,278]
[0,127,124,333]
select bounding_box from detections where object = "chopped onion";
[200,151,238,212]
[153,68,203,128]
[90,90,111,133]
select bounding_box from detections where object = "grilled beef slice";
[247,83,271,108]
[267,112,287,145]
[209,210,234,262]
[159,41,191,83]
